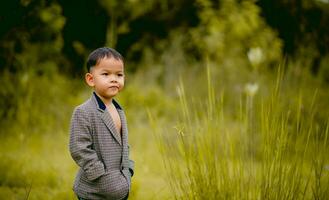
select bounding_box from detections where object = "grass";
[0,63,328,199]
[152,65,329,199]
[0,133,77,200]
[0,84,173,200]
[0,116,171,200]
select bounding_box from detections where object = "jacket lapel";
[92,92,122,146]
[100,111,122,146]
[117,109,127,144]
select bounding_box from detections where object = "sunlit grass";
[0,117,171,200]
[1,62,329,200]
[0,82,173,200]
[152,65,329,200]
[0,133,77,200]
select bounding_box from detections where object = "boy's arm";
[69,107,105,181]
[128,145,135,176]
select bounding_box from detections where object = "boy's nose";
[109,75,117,82]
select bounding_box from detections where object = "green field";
[1,0,329,199]
[1,64,328,199]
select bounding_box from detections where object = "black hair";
[86,47,124,72]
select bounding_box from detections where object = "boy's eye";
[117,73,124,77]
[102,73,108,76]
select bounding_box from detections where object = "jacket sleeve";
[69,107,105,181]
[128,145,135,177]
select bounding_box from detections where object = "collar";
[93,92,123,111]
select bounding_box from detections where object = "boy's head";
[85,47,125,103]
[86,47,123,72]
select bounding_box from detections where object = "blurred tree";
[1,0,329,75]
[114,0,200,71]
[58,0,108,75]
[257,0,329,74]
[57,0,199,73]
[0,0,68,133]
[190,0,282,67]
[132,0,283,91]
[0,0,65,72]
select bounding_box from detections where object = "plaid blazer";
[69,92,134,200]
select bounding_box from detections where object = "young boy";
[69,47,134,200]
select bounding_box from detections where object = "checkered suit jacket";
[69,92,134,200]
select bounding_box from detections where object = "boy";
[69,47,134,200]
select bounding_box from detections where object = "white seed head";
[247,47,263,67]
[245,83,259,97]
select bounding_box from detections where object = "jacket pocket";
[97,170,129,199]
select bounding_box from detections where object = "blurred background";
[0,0,329,199]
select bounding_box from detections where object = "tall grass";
[151,65,329,200]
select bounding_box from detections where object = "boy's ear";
[85,73,95,87]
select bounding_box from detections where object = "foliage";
[257,0,329,74]
[0,1,70,134]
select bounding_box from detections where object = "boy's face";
[85,57,124,102]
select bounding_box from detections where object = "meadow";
[0,60,328,199]
[151,65,329,199]
[0,78,172,199]
[1,1,329,199]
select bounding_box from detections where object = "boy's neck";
[94,92,113,108]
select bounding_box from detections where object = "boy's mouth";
[109,86,119,89]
